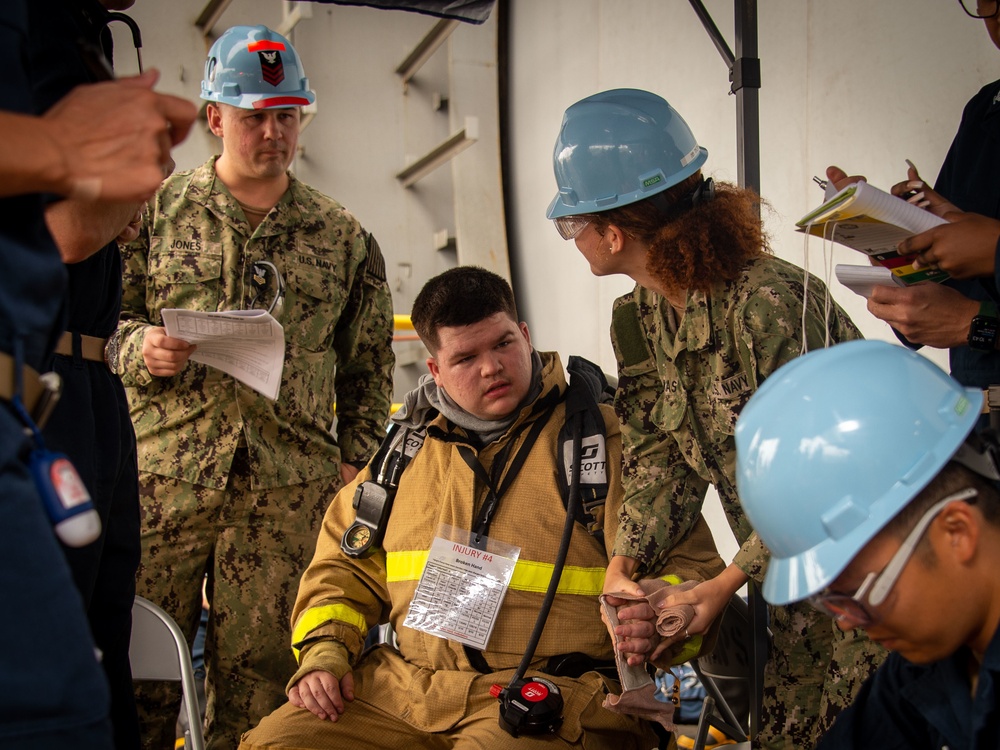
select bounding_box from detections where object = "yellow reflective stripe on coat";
[510,560,605,594]
[386,550,605,596]
[291,603,368,660]
[386,550,429,583]
[672,634,703,664]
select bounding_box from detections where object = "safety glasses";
[250,260,286,318]
[808,487,978,627]
[552,215,592,241]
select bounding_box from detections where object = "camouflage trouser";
[134,449,339,750]
[758,599,886,749]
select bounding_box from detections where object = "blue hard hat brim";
[200,91,316,108]
[545,147,707,220]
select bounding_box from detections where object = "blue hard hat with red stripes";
[201,25,315,110]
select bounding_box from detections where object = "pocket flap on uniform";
[149,237,222,284]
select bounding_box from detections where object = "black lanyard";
[457,396,558,548]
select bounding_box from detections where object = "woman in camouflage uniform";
[546,88,885,749]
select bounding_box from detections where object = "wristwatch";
[968,300,1000,351]
[104,331,122,374]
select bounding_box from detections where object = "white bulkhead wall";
[111,0,997,563]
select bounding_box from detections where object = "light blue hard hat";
[734,340,981,606]
[201,25,315,110]
[546,88,708,220]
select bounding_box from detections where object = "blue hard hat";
[734,340,981,606]
[201,25,315,109]
[546,88,708,219]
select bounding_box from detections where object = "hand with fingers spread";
[141,326,196,377]
[867,282,980,348]
[288,670,355,722]
[902,211,1000,279]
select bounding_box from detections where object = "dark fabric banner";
[305,0,495,24]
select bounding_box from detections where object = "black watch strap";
[968,300,1000,351]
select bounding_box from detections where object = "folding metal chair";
[130,596,206,750]
[689,584,770,749]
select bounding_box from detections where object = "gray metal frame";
[686,3,768,741]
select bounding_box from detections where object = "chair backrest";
[697,595,752,682]
[130,596,206,750]
[691,590,770,742]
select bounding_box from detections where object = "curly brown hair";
[588,172,771,292]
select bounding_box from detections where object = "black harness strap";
[458,396,559,547]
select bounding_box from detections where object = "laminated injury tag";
[598,579,699,732]
[403,524,519,650]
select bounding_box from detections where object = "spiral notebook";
[798,181,949,286]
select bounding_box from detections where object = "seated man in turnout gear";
[240,266,726,750]
[735,339,1000,749]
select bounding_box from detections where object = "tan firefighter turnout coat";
[288,351,724,734]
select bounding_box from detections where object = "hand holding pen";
[889,161,997,279]
[890,160,960,218]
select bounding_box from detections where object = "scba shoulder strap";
[558,355,612,543]
[340,357,611,557]
[340,420,429,558]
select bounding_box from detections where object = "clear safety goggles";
[808,487,978,627]
[552,215,592,241]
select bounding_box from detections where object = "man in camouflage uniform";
[109,25,394,750]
